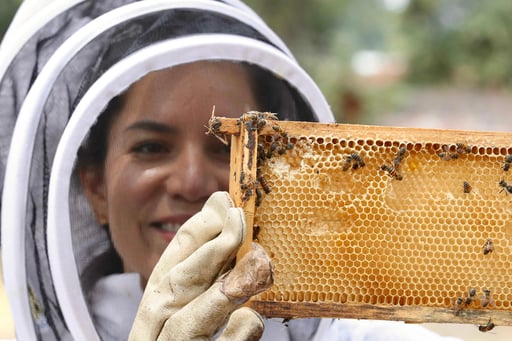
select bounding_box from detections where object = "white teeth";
[159,223,180,232]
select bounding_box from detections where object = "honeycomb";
[209,113,512,327]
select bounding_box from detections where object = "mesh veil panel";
[1,1,139,339]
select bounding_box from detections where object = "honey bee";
[502,154,512,171]
[483,239,494,255]
[454,297,465,315]
[499,179,512,194]
[342,155,353,171]
[438,151,458,161]
[205,108,229,145]
[397,145,407,157]
[463,181,472,194]
[244,118,256,132]
[465,287,477,306]
[265,124,293,157]
[381,163,403,180]
[256,117,267,129]
[438,144,465,161]
[255,188,263,206]
[393,145,407,168]
[257,174,271,194]
[478,318,495,332]
[456,143,471,154]
[481,289,496,308]
[350,153,366,169]
[257,143,267,162]
[267,142,280,159]
[242,188,253,202]
[342,153,365,171]
[244,111,278,121]
[351,153,365,169]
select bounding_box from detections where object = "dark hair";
[77,94,125,170]
[77,61,315,170]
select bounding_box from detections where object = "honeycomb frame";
[210,113,512,327]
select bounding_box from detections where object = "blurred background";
[1,0,512,339]
[245,0,512,129]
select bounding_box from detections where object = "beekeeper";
[0,1,462,340]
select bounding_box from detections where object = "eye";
[130,141,169,155]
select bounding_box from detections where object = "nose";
[164,145,220,202]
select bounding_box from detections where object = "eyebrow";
[124,120,177,134]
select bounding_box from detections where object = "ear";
[80,167,108,225]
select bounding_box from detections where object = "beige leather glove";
[129,191,273,341]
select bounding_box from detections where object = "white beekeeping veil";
[0,1,334,340]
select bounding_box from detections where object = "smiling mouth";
[151,223,181,233]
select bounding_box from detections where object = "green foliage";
[403,0,512,88]
[456,1,512,87]
[0,0,21,41]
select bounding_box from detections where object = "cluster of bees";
[381,143,470,181]
[462,153,512,196]
[343,143,472,182]
[380,145,407,180]
[455,288,495,314]
[341,145,406,180]
[461,153,512,196]
[455,181,501,332]
[237,112,294,206]
[451,239,496,332]
[499,153,512,196]
[454,287,496,332]
[206,111,293,207]
[342,142,512,200]
[456,151,498,333]
[438,143,472,161]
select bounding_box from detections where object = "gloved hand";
[129,191,273,341]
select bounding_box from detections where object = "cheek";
[105,163,164,218]
[208,163,230,194]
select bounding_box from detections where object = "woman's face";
[83,61,258,283]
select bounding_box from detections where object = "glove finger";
[220,242,273,304]
[158,282,234,340]
[158,243,273,340]
[216,307,264,341]
[169,207,245,305]
[151,191,234,281]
